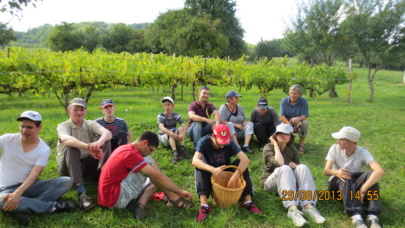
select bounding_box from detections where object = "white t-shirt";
[0,133,50,188]
[325,144,374,181]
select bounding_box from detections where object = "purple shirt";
[188,101,217,127]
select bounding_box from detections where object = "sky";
[0,0,298,44]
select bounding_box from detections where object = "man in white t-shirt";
[324,126,384,228]
[0,111,74,225]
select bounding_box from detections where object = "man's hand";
[211,165,226,178]
[335,168,351,182]
[227,172,240,189]
[1,192,22,211]
[179,190,194,201]
[87,143,104,159]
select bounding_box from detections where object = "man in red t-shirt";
[98,131,194,219]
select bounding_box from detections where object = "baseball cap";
[257,97,268,109]
[331,126,360,142]
[100,99,114,108]
[225,90,242,99]
[69,98,87,108]
[275,124,293,134]
[17,110,42,122]
[162,96,174,104]
[213,124,231,145]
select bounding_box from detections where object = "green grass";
[0,66,404,227]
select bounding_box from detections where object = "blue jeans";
[0,177,73,214]
[187,122,213,147]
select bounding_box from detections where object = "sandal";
[169,196,194,209]
[299,145,305,154]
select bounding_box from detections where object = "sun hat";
[257,97,268,109]
[213,124,231,145]
[69,98,87,108]
[17,110,42,122]
[331,126,360,142]
[275,124,293,134]
[162,96,174,104]
[100,99,114,108]
[225,90,242,99]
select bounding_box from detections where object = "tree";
[101,23,136,53]
[185,0,245,59]
[284,0,345,66]
[47,22,83,52]
[81,25,100,53]
[1,0,41,18]
[254,38,287,61]
[0,22,16,48]
[146,9,229,57]
[341,0,405,102]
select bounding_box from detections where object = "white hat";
[162,96,174,104]
[331,126,360,142]
[17,110,42,122]
[275,124,293,134]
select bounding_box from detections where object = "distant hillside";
[9,22,150,48]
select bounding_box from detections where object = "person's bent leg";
[329,174,362,217]
[254,122,269,148]
[294,164,317,207]
[354,171,382,216]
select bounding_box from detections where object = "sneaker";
[178,148,191,159]
[303,207,326,224]
[242,201,262,214]
[11,212,29,226]
[242,145,254,154]
[197,204,211,222]
[366,216,381,228]
[54,200,76,212]
[171,152,180,164]
[79,193,95,210]
[352,218,367,228]
[287,208,307,227]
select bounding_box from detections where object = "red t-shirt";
[98,143,148,207]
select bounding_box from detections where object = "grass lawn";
[0,65,404,227]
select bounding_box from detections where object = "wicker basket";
[211,165,246,208]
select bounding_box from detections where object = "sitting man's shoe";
[11,212,30,226]
[242,201,262,214]
[79,193,95,210]
[127,200,149,219]
[178,148,190,159]
[352,218,367,228]
[55,200,76,212]
[171,152,180,164]
[366,216,381,228]
[242,145,254,154]
[197,204,211,222]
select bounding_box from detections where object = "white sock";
[201,204,209,208]
[243,200,252,205]
[351,214,362,220]
[367,214,378,220]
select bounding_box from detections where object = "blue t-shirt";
[279,96,309,120]
[196,135,241,167]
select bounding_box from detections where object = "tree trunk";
[367,66,374,102]
[171,84,177,100]
[348,58,353,103]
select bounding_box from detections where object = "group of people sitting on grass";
[0,84,384,228]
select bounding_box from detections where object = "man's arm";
[324,160,351,182]
[192,152,225,177]
[359,161,384,202]
[1,165,44,211]
[126,130,133,143]
[188,111,214,125]
[159,123,179,140]
[140,163,192,200]
[227,151,250,188]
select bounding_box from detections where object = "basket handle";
[221,165,245,182]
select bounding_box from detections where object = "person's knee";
[295,164,309,172]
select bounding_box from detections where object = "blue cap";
[225,90,242,99]
[100,99,114,108]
